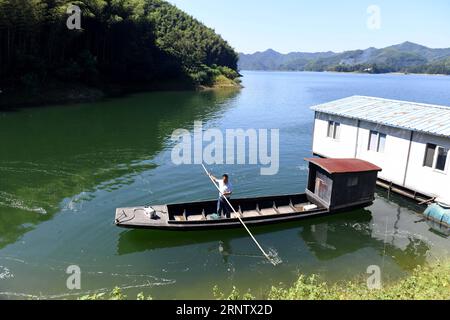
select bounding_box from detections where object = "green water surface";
[0,71,449,299]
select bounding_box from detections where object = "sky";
[168,0,450,54]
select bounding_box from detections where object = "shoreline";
[0,78,242,110]
[239,70,450,77]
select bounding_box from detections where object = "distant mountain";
[239,49,335,71]
[238,42,450,75]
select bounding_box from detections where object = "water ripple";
[0,266,14,280]
[0,191,47,214]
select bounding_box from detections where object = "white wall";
[355,122,411,186]
[312,113,359,158]
[312,112,450,204]
[405,133,450,204]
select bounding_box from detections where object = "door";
[315,172,332,204]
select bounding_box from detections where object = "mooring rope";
[201,164,278,266]
[115,209,135,224]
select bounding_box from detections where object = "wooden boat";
[115,158,382,231]
[116,211,372,255]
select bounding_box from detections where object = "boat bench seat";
[187,215,205,221]
[259,208,278,216]
[294,204,306,212]
[243,210,260,217]
[277,205,294,214]
[174,215,206,221]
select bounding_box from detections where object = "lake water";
[0,71,449,299]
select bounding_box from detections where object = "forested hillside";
[0,0,240,106]
[239,42,450,75]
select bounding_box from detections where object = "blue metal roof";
[311,96,450,138]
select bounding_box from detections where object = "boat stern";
[115,205,169,229]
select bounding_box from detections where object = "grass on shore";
[0,65,241,110]
[216,261,449,300]
[79,260,449,300]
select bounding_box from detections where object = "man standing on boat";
[208,173,233,218]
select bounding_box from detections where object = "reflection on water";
[0,89,240,249]
[300,210,373,260]
[1,72,449,299]
[116,202,436,272]
[426,221,450,237]
[301,208,431,271]
[118,212,373,257]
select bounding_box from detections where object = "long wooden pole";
[201,164,276,265]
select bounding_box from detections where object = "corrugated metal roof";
[305,158,382,174]
[311,96,450,138]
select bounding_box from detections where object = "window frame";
[435,146,448,172]
[327,121,341,140]
[377,133,387,153]
[423,143,437,168]
[423,143,448,173]
[368,131,386,153]
[347,176,359,187]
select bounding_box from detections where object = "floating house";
[311,96,450,205]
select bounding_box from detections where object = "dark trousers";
[217,197,231,218]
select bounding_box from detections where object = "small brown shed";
[305,158,382,211]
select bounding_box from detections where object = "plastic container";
[424,203,450,228]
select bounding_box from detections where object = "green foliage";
[239,42,450,75]
[20,73,40,93]
[137,292,154,300]
[0,0,239,92]
[409,57,450,75]
[110,286,127,300]
[187,64,241,87]
[188,65,217,86]
[215,261,450,300]
[79,287,153,300]
[213,285,255,300]
[216,65,240,80]
[79,292,107,300]
[146,0,237,70]
[77,261,449,300]
[328,63,392,74]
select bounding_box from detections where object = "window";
[368,131,378,151]
[327,121,334,138]
[334,123,340,139]
[347,176,359,187]
[423,143,448,172]
[436,147,448,171]
[315,172,332,204]
[423,144,436,168]
[327,121,340,140]
[378,133,386,153]
[368,131,386,153]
